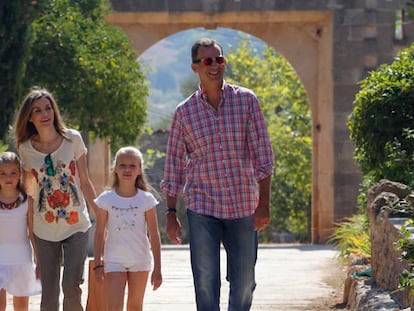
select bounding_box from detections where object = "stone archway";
[105,11,334,243]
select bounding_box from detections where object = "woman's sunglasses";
[44,153,55,176]
[192,56,225,66]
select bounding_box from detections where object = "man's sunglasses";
[192,56,225,66]
[44,153,55,176]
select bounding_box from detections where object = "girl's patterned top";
[94,189,158,266]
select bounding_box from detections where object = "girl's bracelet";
[93,264,104,271]
[166,207,177,214]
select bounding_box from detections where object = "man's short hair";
[191,38,224,62]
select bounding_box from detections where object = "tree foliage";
[348,44,414,188]
[179,75,199,99]
[0,1,38,141]
[24,0,148,149]
[226,40,312,241]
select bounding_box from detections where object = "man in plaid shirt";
[161,38,274,311]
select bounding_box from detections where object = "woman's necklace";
[0,196,23,210]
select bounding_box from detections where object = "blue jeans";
[187,209,257,311]
[35,230,89,311]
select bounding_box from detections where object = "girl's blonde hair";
[14,86,69,147]
[111,146,156,195]
[0,152,27,201]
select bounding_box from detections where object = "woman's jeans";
[35,230,89,311]
[187,209,257,311]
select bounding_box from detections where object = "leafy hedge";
[348,44,414,188]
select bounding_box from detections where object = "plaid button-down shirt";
[160,82,274,219]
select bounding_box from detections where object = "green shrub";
[348,44,414,189]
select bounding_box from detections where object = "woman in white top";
[94,146,162,311]
[0,152,41,311]
[13,87,98,311]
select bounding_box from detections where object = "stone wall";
[351,180,414,309]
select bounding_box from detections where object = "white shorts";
[104,262,150,273]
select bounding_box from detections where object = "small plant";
[328,213,371,263]
[0,141,7,153]
[385,193,414,216]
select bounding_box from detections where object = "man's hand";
[255,175,271,231]
[166,213,182,244]
[254,200,270,231]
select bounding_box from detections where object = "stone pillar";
[88,139,110,204]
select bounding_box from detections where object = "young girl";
[14,87,98,311]
[94,146,162,311]
[0,152,41,311]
